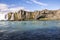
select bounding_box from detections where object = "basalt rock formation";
[5,9,60,21]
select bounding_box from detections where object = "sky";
[0,0,60,20]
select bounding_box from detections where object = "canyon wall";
[5,9,60,21]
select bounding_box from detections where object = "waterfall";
[5,14,8,20]
[0,14,6,20]
[10,14,14,20]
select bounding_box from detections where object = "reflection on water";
[0,21,60,40]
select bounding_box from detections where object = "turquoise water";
[0,21,60,40]
[0,21,60,31]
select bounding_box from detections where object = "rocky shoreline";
[5,9,60,21]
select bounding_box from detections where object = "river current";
[0,21,60,40]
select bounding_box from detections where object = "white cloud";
[9,7,25,12]
[26,1,32,4]
[30,0,48,6]
[0,3,8,10]
[0,3,26,20]
[0,3,25,12]
[10,4,16,7]
[0,3,9,13]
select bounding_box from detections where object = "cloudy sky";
[0,0,60,11]
[0,0,60,20]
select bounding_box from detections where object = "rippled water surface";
[0,21,60,40]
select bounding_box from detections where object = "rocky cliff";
[5,9,60,21]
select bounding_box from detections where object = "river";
[0,21,60,40]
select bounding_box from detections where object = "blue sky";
[0,0,60,11]
[0,0,60,20]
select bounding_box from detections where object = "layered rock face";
[5,9,60,21]
[5,12,14,20]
